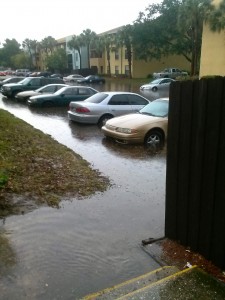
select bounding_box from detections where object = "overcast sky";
[1,0,161,45]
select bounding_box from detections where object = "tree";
[132,0,224,76]
[11,52,30,69]
[22,39,39,69]
[98,34,115,76]
[117,25,134,78]
[40,36,57,56]
[67,35,83,69]
[79,29,97,69]
[0,39,21,68]
[44,48,67,73]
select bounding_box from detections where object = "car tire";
[98,114,113,128]
[144,130,164,150]
[152,86,158,92]
[11,90,20,98]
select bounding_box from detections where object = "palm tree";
[40,36,57,56]
[79,29,97,69]
[116,25,134,78]
[178,0,223,76]
[67,35,83,69]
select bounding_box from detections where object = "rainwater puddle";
[0,95,166,299]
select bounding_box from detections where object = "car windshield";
[84,93,108,103]
[140,99,169,117]
[149,79,163,84]
[16,78,31,85]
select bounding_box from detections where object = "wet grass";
[0,109,110,216]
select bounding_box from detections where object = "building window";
[115,50,119,60]
[125,49,128,59]
[115,66,119,75]
[107,66,110,75]
[125,65,129,76]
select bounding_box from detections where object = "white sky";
[1,0,161,45]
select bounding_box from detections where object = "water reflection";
[0,228,17,275]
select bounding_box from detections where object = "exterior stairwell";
[82,265,225,299]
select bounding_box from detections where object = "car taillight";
[75,107,90,113]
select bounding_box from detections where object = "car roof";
[99,91,145,95]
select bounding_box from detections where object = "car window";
[84,93,108,103]
[108,94,129,105]
[128,94,149,105]
[63,88,78,95]
[30,78,41,85]
[140,100,169,117]
[42,85,57,93]
[78,88,91,95]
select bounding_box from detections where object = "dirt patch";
[160,238,225,284]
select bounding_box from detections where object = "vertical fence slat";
[176,81,194,245]
[165,81,181,239]
[211,78,225,267]
[198,78,223,258]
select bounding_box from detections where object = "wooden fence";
[165,76,225,269]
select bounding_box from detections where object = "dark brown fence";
[165,76,225,269]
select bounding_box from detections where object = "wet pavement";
[0,83,168,299]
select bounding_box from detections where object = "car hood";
[17,90,36,96]
[29,93,54,100]
[2,83,22,87]
[106,113,167,127]
[141,84,153,88]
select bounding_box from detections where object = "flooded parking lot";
[0,83,168,299]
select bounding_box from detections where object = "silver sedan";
[68,91,150,127]
[140,78,175,92]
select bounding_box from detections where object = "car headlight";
[115,127,137,134]
[29,98,37,103]
[5,86,11,91]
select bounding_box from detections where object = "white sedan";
[63,74,84,83]
[68,91,150,127]
[140,78,175,92]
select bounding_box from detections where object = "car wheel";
[98,114,113,128]
[152,86,158,92]
[42,101,54,107]
[12,90,20,98]
[144,130,164,150]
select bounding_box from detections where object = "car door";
[159,79,173,90]
[59,87,79,105]
[128,94,149,112]
[77,87,95,101]
[107,94,132,116]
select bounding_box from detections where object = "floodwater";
[0,82,168,299]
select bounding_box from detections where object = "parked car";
[50,73,63,79]
[140,78,175,92]
[68,91,150,127]
[0,77,25,89]
[0,71,6,76]
[63,74,84,83]
[1,77,65,98]
[101,98,169,149]
[15,83,68,102]
[77,75,105,84]
[27,86,98,107]
[14,69,30,76]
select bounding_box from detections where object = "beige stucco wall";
[132,55,190,78]
[199,0,225,77]
[200,24,225,77]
